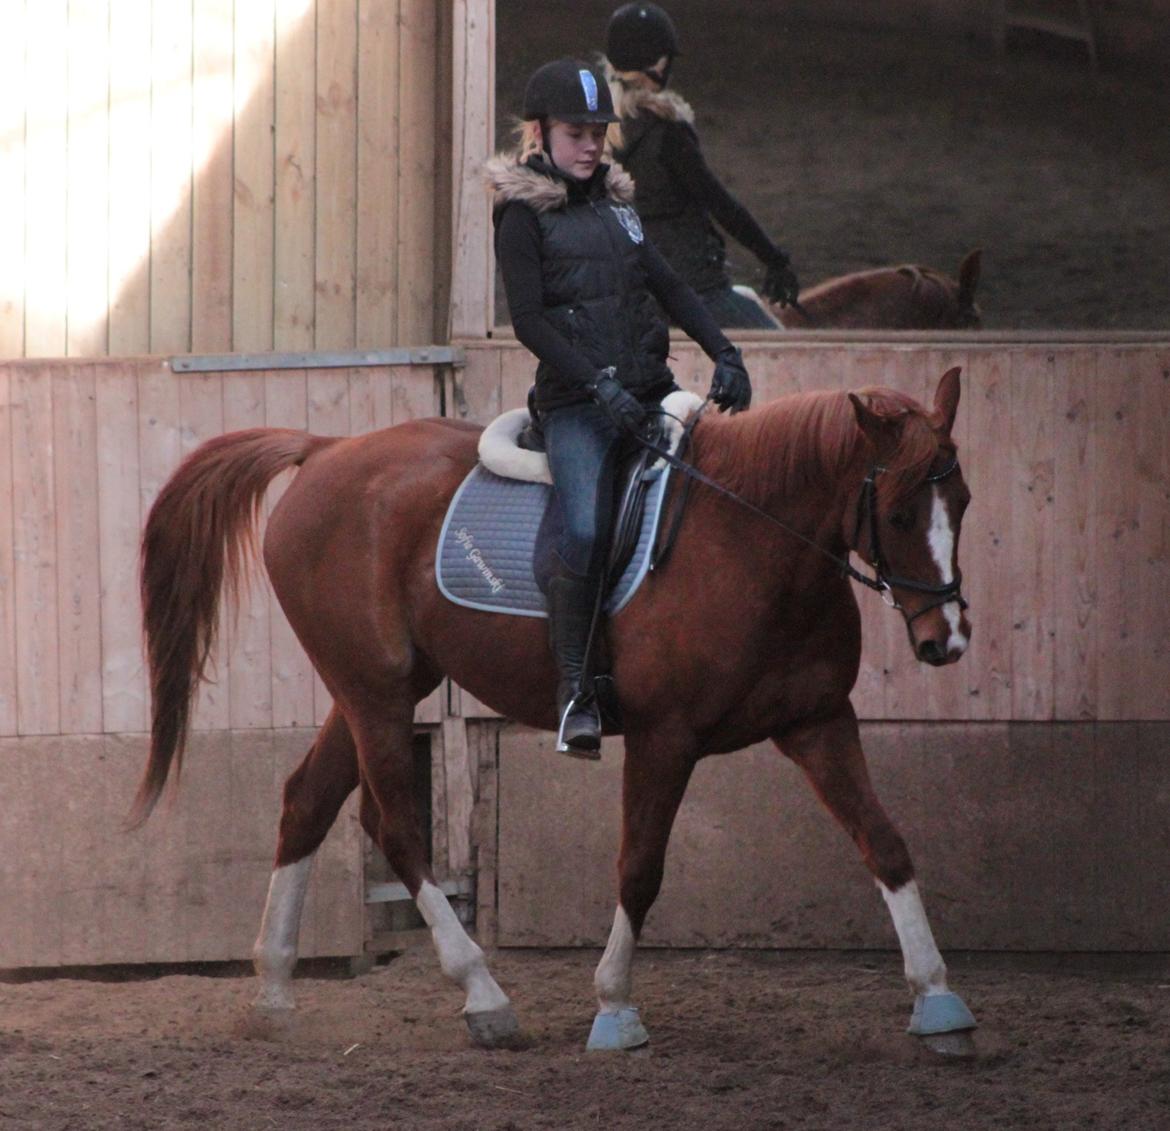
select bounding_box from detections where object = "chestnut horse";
[772,249,982,329]
[131,367,977,1055]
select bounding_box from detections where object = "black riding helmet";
[606,3,680,73]
[522,59,618,124]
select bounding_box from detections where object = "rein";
[639,402,966,614]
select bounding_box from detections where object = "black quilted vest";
[615,115,729,294]
[506,158,676,413]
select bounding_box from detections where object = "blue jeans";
[541,401,626,580]
[699,284,781,329]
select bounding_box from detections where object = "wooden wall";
[0,0,452,360]
[454,335,1170,723]
[456,333,1170,951]
[0,356,444,968]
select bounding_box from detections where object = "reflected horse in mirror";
[772,249,982,329]
[130,367,977,1057]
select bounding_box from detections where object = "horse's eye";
[889,508,914,532]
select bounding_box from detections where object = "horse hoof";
[586,1007,650,1052]
[920,1030,978,1059]
[907,991,977,1037]
[465,1005,521,1049]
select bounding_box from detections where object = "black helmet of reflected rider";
[605,3,680,72]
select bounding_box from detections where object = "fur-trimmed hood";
[483,155,635,214]
[613,84,694,125]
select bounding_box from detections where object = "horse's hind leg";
[253,706,360,1010]
[775,707,976,1055]
[346,697,519,1048]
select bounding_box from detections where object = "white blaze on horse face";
[594,905,637,1012]
[928,486,968,656]
[879,880,948,997]
[253,857,314,1010]
[415,880,511,1016]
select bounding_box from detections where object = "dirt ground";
[3,948,1169,1130]
[495,5,1170,330]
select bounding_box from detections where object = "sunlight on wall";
[0,0,314,358]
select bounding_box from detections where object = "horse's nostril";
[917,639,946,666]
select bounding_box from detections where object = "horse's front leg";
[775,706,977,1056]
[589,726,697,1052]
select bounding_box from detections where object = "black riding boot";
[547,573,603,758]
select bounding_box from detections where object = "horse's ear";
[849,392,905,457]
[957,249,981,306]
[932,367,962,436]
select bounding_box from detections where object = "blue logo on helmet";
[578,69,599,111]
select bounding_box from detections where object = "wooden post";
[449,0,495,340]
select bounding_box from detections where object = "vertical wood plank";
[449,0,495,339]
[1134,351,1170,718]
[149,0,194,353]
[12,365,59,733]
[396,0,437,345]
[53,365,103,733]
[0,0,26,356]
[265,371,316,728]
[274,0,317,351]
[23,0,68,356]
[355,0,400,348]
[1009,347,1056,719]
[234,0,277,352]
[97,363,147,733]
[178,370,232,731]
[0,370,18,733]
[1093,349,1140,720]
[66,0,110,356]
[1052,349,1098,719]
[315,0,358,349]
[107,0,153,355]
[441,716,474,875]
[961,346,1013,720]
[191,0,236,352]
[222,374,274,728]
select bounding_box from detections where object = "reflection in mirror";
[494,0,1170,331]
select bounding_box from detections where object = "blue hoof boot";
[908,991,977,1036]
[586,1007,650,1052]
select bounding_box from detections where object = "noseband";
[852,458,968,624]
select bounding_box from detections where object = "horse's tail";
[127,427,334,829]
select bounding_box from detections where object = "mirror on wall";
[493,0,1170,332]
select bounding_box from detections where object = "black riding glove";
[589,368,649,435]
[708,347,752,414]
[762,248,800,307]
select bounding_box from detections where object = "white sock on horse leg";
[253,856,314,1010]
[879,879,949,996]
[416,880,510,1015]
[594,905,637,1012]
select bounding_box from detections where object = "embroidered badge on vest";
[611,203,644,245]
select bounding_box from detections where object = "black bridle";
[851,458,968,623]
[636,403,968,621]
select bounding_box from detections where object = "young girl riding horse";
[486,57,751,756]
[605,3,800,328]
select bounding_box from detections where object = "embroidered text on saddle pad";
[435,464,671,618]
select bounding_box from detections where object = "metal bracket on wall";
[169,346,466,374]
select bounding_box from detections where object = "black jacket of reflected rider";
[612,86,784,295]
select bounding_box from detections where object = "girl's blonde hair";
[604,60,666,151]
[510,117,617,164]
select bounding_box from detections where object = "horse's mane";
[693,387,944,509]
